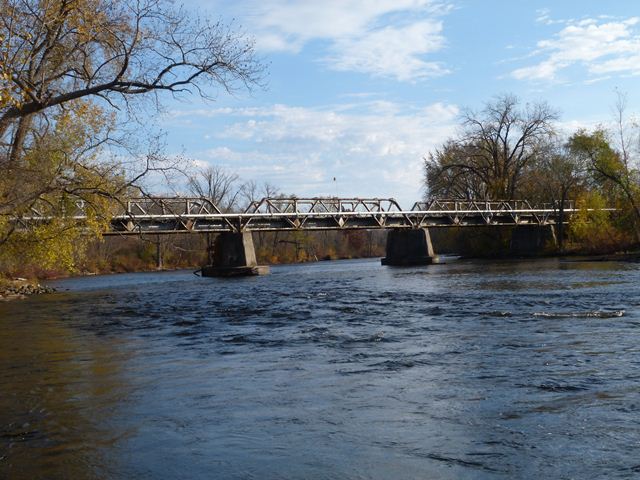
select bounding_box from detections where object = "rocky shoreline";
[0,280,56,301]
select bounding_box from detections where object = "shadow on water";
[0,304,136,479]
[1,257,640,479]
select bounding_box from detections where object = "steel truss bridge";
[86,197,578,235]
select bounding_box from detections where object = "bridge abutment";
[509,224,557,256]
[201,232,269,277]
[381,228,438,266]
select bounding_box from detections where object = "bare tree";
[0,0,264,148]
[612,90,637,178]
[425,94,558,200]
[187,165,241,212]
[239,180,280,208]
[423,141,489,200]
[0,0,263,213]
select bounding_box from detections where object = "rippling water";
[2,258,640,479]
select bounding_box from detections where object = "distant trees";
[522,141,587,252]
[0,0,264,273]
[188,166,242,212]
[238,179,280,209]
[186,163,283,213]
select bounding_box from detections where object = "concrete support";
[381,228,437,266]
[155,235,163,270]
[509,224,557,257]
[201,232,269,277]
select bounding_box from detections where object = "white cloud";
[184,101,459,205]
[224,0,451,81]
[535,8,566,26]
[512,16,640,81]
[326,20,448,81]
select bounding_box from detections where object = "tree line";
[424,93,640,252]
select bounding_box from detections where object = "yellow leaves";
[569,191,620,252]
[0,219,81,272]
[0,96,124,275]
[0,194,114,274]
[48,0,112,43]
[56,99,108,138]
[21,98,109,172]
[0,75,23,111]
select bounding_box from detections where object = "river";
[1,258,639,479]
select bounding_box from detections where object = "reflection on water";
[0,309,135,479]
[1,258,640,479]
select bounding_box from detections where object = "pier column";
[509,224,557,256]
[201,232,269,277]
[381,228,437,266]
[155,235,163,270]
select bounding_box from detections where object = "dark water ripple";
[1,258,640,479]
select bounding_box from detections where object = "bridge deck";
[18,197,581,235]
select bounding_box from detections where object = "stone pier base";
[381,228,437,266]
[509,224,557,256]
[201,232,269,277]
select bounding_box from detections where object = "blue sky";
[159,0,640,207]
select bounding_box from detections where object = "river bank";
[560,252,640,262]
[0,278,55,301]
[4,248,640,301]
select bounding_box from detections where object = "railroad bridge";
[100,196,572,276]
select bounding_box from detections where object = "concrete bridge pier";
[509,224,557,256]
[201,232,269,277]
[381,228,438,266]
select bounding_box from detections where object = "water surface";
[1,258,640,479]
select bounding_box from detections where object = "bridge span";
[100,196,573,276]
[108,197,575,234]
[22,196,577,276]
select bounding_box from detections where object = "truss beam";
[17,196,584,235]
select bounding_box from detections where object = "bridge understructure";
[99,197,572,275]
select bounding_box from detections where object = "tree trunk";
[558,188,567,253]
[155,235,163,270]
[7,115,33,166]
[620,183,640,244]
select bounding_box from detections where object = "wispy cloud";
[224,0,452,81]
[535,8,566,26]
[511,16,640,82]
